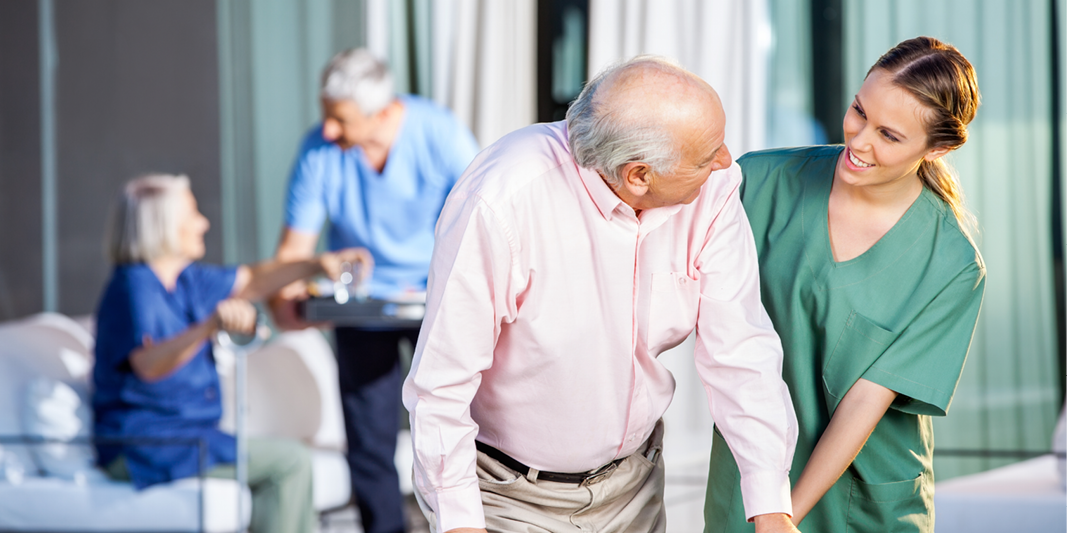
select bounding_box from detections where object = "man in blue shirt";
[270,48,479,533]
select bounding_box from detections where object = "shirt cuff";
[739,469,793,521]
[433,483,486,533]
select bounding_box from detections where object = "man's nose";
[322,119,340,141]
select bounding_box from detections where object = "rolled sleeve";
[693,165,797,519]
[864,262,985,416]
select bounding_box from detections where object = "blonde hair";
[106,174,190,264]
[870,36,981,236]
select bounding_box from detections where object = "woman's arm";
[129,298,257,381]
[233,245,373,303]
[265,229,375,330]
[790,378,898,526]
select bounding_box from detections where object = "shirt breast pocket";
[823,311,899,405]
[647,272,700,354]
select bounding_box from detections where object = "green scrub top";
[704,146,985,533]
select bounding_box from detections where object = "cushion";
[21,377,107,483]
[310,449,351,511]
[0,444,30,484]
[0,313,96,477]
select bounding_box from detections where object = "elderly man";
[270,48,479,533]
[403,57,800,533]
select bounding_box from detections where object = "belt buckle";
[580,461,619,486]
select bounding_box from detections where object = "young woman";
[92,173,369,533]
[704,37,985,532]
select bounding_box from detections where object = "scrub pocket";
[646,272,699,354]
[823,311,898,406]
[846,473,931,533]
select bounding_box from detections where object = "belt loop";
[526,467,539,483]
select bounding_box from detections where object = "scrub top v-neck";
[704,146,984,533]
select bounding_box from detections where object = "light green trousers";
[106,437,316,533]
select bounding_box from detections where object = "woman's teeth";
[849,149,873,168]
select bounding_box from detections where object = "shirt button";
[205,387,217,400]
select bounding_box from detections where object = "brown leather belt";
[475,440,625,484]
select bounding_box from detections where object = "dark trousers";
[335,327,418,533]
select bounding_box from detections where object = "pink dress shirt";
[403,121,797,532]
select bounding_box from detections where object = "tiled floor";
[318,458,710,533]
[319,494,430,533]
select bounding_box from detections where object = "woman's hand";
[214,298,257,335]
[129,300,255,382]
[789,378,897,525]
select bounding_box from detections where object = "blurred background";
[0,0,1063,531]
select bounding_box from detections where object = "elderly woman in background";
[92,173,369,533]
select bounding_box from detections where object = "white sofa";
[0,313,353,532]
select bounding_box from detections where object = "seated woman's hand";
[214,298,257,335]
[321,247,374,284]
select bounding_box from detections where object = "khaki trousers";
[419,421,666,533]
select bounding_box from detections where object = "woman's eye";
[881,130,899,142]
[852,104,866,119]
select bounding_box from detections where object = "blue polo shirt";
[284,94,479,299]
[92,263,237,489]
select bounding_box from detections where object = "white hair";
[566,56,682,186]
[320,48,395,116]
[106,174,190,264]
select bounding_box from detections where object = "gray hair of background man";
[566,56,686,187]
[320,48,396,116]
[106,173,190,265]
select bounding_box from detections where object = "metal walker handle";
[216,319,271,530]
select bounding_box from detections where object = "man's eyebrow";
[699,146,721,167]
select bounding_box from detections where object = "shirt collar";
[576,165,630,221]
[564,123,629,221]
[564,122,687,225]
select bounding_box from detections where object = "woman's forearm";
[128,318,218,382]
[236,258,326,302]
[237,247,372,303]
[790,378,897,525]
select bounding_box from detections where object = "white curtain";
[588,0,772,156]
[586,0,774,467]
[432,0,537,148]
[843,0,1062,480]
[369,0,537,149]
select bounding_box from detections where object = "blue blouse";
[92,262,237,489]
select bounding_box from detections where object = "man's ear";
[620,162,652,198]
